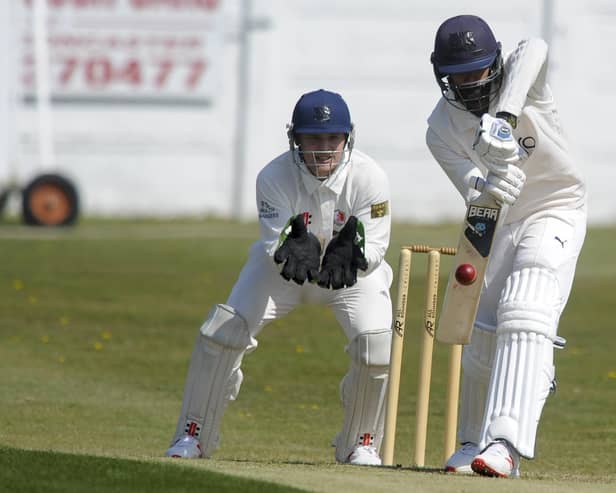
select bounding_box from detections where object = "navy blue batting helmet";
[430,15,503,115]
[431,15,500,74]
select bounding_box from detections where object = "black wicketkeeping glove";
[318,216,368,290]
[274,215,321,285]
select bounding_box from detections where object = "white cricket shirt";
[255,149,391,275]
[426,38,586,225]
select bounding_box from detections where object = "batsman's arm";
[496,38,549,122]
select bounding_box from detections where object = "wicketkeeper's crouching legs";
[334,329,391,465]
[167,304,257,458]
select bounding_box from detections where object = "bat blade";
[437,196,501,344]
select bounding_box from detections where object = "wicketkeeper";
[426,15,587,477]
[166,89,393,466]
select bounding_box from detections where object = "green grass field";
[1,219,615,492]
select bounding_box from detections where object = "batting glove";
[473,114,528,173]
[471,165,526,206]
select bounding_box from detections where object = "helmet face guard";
[430,15,503,116]
[287,131,355,180]
[433,52,503,115]
[287,89,354,180]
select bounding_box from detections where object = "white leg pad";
[172,304,256,457]
[458,327,497,445]
[479,267,559,458]
[334,330,391,462]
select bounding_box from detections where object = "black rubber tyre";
[22,173,79,226]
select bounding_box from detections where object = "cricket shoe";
[444,442,479,474]
[346,445,382,466]
[471,440,520,478]
[165,435,203,459]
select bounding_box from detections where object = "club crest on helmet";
[449,31,478,52]
[314,105,332,122]
[290,89,352,135]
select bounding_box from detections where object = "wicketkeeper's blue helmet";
[290,89,353,135]
[286,89,355,180]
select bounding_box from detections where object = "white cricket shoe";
[165,435,203,459]
[346,446,382,466]
[444,442,479,474]
[471,440,520,478]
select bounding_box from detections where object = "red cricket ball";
[455,263,477,285]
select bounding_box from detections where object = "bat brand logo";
[465,205,500,257]
[468,205,498,221]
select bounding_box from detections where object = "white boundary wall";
[1,0,614,223]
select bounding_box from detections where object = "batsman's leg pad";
[172,304,256,457]
[480,267,559,458]
[458,327,497,445]
[334,329,391,463]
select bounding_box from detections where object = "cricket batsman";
[425,15,587,477]
[165,89,393,466]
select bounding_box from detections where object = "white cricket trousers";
[227,243,393,342]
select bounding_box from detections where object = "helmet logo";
[313,105,331,122]
[448,31,476,51]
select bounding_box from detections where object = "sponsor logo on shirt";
[301,211,311,226]
[259,200,279,219]
[371,200,389,218]
[334,209,346,228]
[518,136,535,150]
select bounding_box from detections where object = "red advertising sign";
[20,0,224,105]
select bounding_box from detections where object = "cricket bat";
[436,194,501,344]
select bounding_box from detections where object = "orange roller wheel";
[22,174,79,226]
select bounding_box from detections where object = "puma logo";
[555,236,567,248]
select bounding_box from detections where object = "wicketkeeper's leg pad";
[479,267,559,459]
[172,304,256,457]
[458,326,497,445]
[334,329,391,463]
